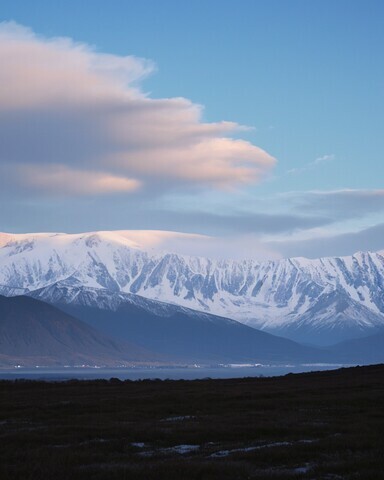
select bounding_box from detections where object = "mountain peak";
[0,230,383,346]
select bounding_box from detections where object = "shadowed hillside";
[0,295,160,366]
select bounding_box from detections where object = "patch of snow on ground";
[161,415,196,422]
[210,439,316,458]
[138,444,200,457]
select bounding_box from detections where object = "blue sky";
[0,0,383,259]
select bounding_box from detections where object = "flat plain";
[1,364,383,479]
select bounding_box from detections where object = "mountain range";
[0,230,383,347]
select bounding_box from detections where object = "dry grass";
[0,364,383,479]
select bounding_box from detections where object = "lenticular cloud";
[0,22,276,197]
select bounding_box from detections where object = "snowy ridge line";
[0,230,383,345]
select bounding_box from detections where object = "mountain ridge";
[29,282,325,364]
[1,230,383,345]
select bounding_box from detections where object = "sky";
[0,0,383,260]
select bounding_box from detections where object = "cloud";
[284,189,384,219]
[139,209,332,236]
[0,22,276,197]
[96,229,280,261]
[118,223,380,262]
[268,223,384,259]
[151,188,384,238]
[312,154,335,165]
[160,233,282,261]
[287,153,335,175]
[2,164,140,195]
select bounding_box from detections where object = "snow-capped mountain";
[0,230,383,345]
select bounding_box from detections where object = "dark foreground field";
[1,365,383,479]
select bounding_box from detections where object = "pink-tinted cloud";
[0,22,276,196]
[14,165,141,195]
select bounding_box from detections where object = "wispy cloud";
[283,188,384,219]
[107,230,282,261]
[139,209,332,236]
[268,222,384,259]
[0,22,276,197]
[312,154,335,165]
[287,153,335,175]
